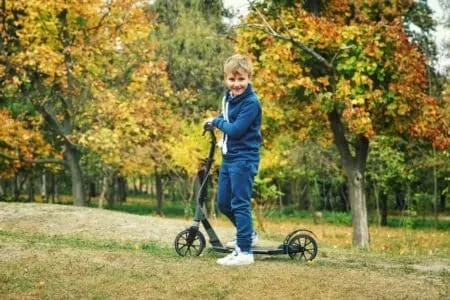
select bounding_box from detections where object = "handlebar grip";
[203,122,214,131]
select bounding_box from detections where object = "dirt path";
[0,202,235,246]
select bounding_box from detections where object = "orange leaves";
[0,110,57,177]
[324,0,414,23]
[342,106,375,138]
[409,96,450,151]
[237,0,448,151]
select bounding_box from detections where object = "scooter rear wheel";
[174,228,206,257]
[287,233,318,261]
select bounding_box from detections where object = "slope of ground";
[0,202,448,299]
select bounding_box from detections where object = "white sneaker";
[217,247,254,266]
[226,231,259,248]
[216,250,237,265]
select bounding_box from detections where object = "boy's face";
[225,70,250,96]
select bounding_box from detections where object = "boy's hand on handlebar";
[204,117,214,124]
[203,117,214,131]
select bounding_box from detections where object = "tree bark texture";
[328,109,370,248]
[380,192,388,226]
[64,142,85,206]
[155,170,163,216]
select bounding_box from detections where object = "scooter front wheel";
[287,233,318,261]
[174,228,206,257]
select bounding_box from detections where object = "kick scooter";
[174,125,318,261]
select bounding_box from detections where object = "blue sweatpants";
[217,159,259,252]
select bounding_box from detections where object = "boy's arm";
[205,114,223,125]
[212,99,260,139]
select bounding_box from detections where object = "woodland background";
[1,0,449,249]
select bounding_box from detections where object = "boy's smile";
[225,70,250,96]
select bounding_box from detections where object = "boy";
[205,54,262,266]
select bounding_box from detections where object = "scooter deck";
[212,245,287,255]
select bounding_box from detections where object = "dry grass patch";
[259,219,450,256]
[0,203,449,299]
[0,240,448,300]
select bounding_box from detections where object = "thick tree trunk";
[117,176,127,203]
[64,142,85,206]
[329,109,370,249]
[347,169,370,248]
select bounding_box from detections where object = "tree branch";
[240,4,334,69]
[328,109,354,168]
[0,152,65,165]
[87,0,113,32]
[33,100,77,148]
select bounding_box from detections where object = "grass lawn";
[0,230,448,300]
[0,202,449,299]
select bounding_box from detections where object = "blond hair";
[224,54,253,76]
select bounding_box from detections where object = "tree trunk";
[13,174,20,201]
[297,179,309,210]
[49,173,55,204]
[439,193,446,212]
[328,109,370,249]
[53,173,59,203]
[304,0,321,14]
[117,176,127,203]
[155,169,164,216]
[98,177,108,208]
[88,182,97,199]
[347,169,370,248]
[64,142,85,206]
[432,148,439,227]
[380,192,388,226]
[27,174,35,202]
[0,180,4,199]
[395,192,406,210]
[41,172,47,202]
[147,176,153,195]
[340,185,350,211]
[106,174,116,207]
[310,179,319,224]
[373,183,381,226]
[139,175,143,193]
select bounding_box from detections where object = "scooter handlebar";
[202,123,216,159]
[203,122,214,133]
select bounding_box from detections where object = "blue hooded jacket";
[212,84,262,162]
